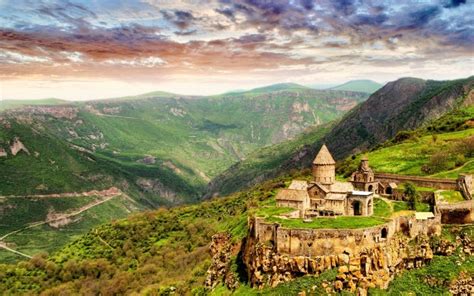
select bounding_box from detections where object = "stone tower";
[312,144,336,185]
[351,155,379,193]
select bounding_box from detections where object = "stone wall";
[374,173,457,190]
[436,200,474,224]
[244,225,438,291]
[252,215,441,258]
[457,174,473,200]
[391,189,435,204]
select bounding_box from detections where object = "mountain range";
[0,76,472,267]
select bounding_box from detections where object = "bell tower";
[351,155,378,193]
[312,144,336,185]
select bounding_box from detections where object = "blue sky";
[0,0,473,100]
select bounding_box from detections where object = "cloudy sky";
[0,0,473,100]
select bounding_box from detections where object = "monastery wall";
[252,215,440,257]
[251,216,441,257]
[374,173,458,190]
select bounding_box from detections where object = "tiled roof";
[275,189,309,202]
[308,182,330,193]
[288,180,308,190]
[313,144,336,165]
[329,181,354,192]
[325,193,347,200]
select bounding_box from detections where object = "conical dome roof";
[313,144,336,165]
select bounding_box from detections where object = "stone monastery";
[275,144,379,218]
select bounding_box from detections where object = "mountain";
[0,87,367,198]
[205,76,474,197]
[1,114,473,293]
[0,85,368,262]
[0,98,67,111]
[243,83,310,94]
[330,79,382,93]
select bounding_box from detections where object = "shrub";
[403,182,419,210]
[393,130,417,143]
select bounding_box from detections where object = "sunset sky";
[1,0,473,100]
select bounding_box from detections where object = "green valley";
[0,84,368,263]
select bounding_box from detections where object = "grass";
[254,205,296,217]
[338,105,474,179]
[438,190,465,203]
[266,215,388,229]
[210,269,338,296]
[392,200,431,212]
[373,198,392,217]
[370,225,474,295]
[361,128,474,176]
[0,195,136,264]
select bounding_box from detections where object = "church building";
[275,144,375,218]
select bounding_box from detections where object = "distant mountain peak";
[248,83,310,93]
[329,79,382,93]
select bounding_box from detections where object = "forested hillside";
[0,85,367,263]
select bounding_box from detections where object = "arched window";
[381,228,388,239]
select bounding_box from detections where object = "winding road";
[0,188,124,259]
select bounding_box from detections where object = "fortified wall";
[244,216,441,290]
[374,173,458,190]
[250,215,440,257]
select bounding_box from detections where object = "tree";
[404,182,419,210]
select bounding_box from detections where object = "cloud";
[0,0,472,89]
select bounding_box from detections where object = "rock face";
[243,230,436,293]
[449,273,474,295]
[10,137,30,156]
[0,147,7,157]
[135,178,180,203]
[205,233,239,291]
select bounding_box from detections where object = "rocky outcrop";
[243,232,436,293]
[0,147,7,157]
[205,233,239,291]
[137,155,156,164]
[8,106,78,119]
[10,137,30,156]
[135,178,180,203]
[449,273,474,295]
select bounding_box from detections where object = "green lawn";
[392,200,431,212]
[373,198,392,217]
[438,190,465,203]
[266,215,388,229]
[364,128,474,176]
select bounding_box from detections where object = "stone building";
[350,155,381,193]
[276,144,374,218]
